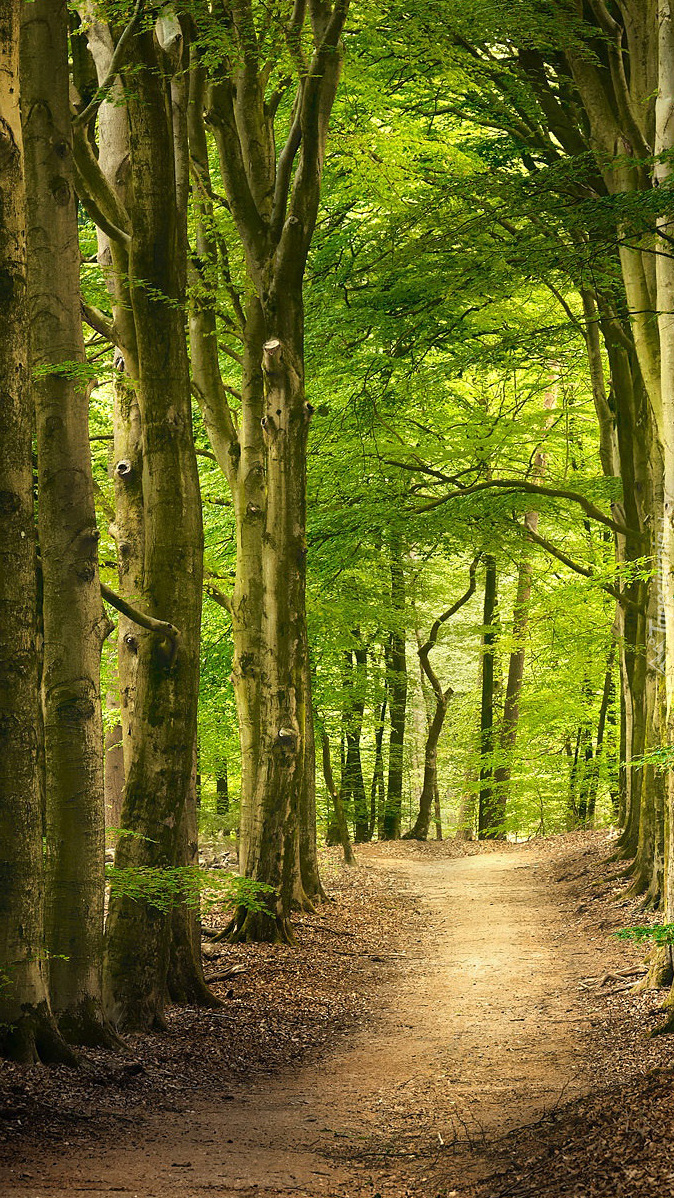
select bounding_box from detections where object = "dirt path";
[1,847,599,1198]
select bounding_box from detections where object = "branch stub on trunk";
[262,338,283,375]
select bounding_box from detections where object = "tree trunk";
[433,783,443,840]
[216,762,229,817]
[654,0,674,1031]
[342,636,369,843]
[104,689,124,834]
[478,556,499,839]
[371,693,387,840]
[104,26,204,1030]
[406,561,478,841]
[406,699,449,841]
[298,645,326,903]
[0,2,71,1063]
[321,730,355,866]
[167,750,221,1009]
[491,516,535,829]
[383,537,407,840]
[586,642,617,826]
[21,0,113,1045]
[229,335,312,942]
[187,2,350,938]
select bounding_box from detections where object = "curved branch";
[586,0,652,160]
[81,300,115,344]
[101,581,181,652]
[204,581,233,615]
[418,556,480,705]
[407,475,636,540]
[72,125,131,246]
[519,522,644,613]
[73,0,145,129]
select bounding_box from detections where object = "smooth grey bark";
[100,25,204,1030]
[321,729,355,866]
[383,536,407,840]
[188,0,350,938]
[478,556,499,839]
[73,13,209,1028]
[0,0,71,1063]
[21,0,114,1045]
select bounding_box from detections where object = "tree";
[0,0,72,1064]
[188,0,350,939]
[21,0,114,1046]
[382,533,408,839]
[73,9,207,1030]
[405,558,478,841]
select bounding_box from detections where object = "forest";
[2,1,674,1195]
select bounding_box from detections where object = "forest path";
[3,845,598,1198]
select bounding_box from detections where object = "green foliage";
[80,0,624,849]
[630,747,674,774]
[106,862,272,915]
[615,926,674,947]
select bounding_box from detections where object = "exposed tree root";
[58,1000,126,1050]
[633,945,673,993]
[402,828,428,841]
[167,907,224,1009]
[0,1003,78,1066]
[227,906,296,946]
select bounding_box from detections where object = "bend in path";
[1,846,597,1198]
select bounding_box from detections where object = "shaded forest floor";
[0,833,673,1196]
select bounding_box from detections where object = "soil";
[0,832,672,1198]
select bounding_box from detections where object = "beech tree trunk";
[586,643,617,826]
[104,703,124,833]
[321,730,355,866]
[229,334,312,942]
[342,637,369,843]
[103,26,204,1029]
[187,1,350,937]
[491,515,536,829]
[383,537,407,840]
[478,556,499,839]
[167,752,220,1008]
[216,762,229,817]
[0,1,70,1062]
[406,560,478,841]
[21,0,113,1045]
[370,692,387,839]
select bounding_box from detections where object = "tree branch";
[81,300,116,344]
[73,0,145,129]
[204,580,233,615]
[72,124,131,247]
[406,474,637,540]
[586,0,652,159]
[101,581,181,650]
[418,555,480,706]
[518,522,643,613]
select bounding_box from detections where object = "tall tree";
[72,10,206,1029]
[406,559,478,841]
[21,0,114,1045]
[383,534,407,839]
[188,0,350,939]
[478,555,499,839]
[0,0,71,1063]
[341,634,369,842]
